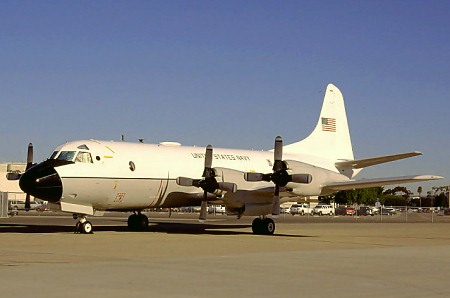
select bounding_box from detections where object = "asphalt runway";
[1,212,450,297]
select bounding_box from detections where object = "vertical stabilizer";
[283,84,354,161]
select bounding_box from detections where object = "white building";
[0,163,28,217]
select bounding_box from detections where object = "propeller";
[198,145,216,221]
[24,143,34,211]
[6,143,34,211]
[244,136,312,216]
[176,145,236,221]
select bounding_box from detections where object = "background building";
[0,163,27,217]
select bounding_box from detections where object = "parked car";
[208,205,226,214]
[290,204,312,216]
[35,203,49,212]
[312,204,335,216]
[357,206,376,216]
[280,207,290,214]
[9,200,43,211]
[379,207,396,215]
[335,207,346,216]
[336,206,356,216]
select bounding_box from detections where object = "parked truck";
[290,204,313,216]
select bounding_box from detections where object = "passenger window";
[75,151,93,163]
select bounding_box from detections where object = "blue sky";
[1,0,449,193]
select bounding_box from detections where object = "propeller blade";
[274,136,282,161]
[244,172,264,182]
[272,184,280,216]
[202,145,215,180]
[204,145,213,170]
[199,194,208,222]
[25,193,31,212]
[290,174,313,184]
[218,182,237,193]
[273,135,283,165]
[26,143,33,170]
[200,145,214,222]
[24,143,34,211]
[176,177,197,187]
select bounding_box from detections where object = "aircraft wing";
[335,152,422,169]
[322,175,442,193]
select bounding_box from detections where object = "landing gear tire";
[252,217,275,235]
[74,215,93,234]
[252,218,263,234]
[81,221,93,234]
[264,218,275,235]
[128,213,149,231]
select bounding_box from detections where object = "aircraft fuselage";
[20,139,346,213]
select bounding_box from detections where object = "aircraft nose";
[19,161,63,202]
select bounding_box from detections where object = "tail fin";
[283,83,354,161]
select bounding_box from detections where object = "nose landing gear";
[74,214,93,234]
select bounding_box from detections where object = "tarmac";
[1,212,450,297]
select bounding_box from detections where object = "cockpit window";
[77,144,90,150]
[57,151,76,161]
[75,151,93,163]
[49,151,59,160]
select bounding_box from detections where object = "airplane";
[7,83,442,235]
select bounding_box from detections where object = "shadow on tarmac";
[0,220,313,238]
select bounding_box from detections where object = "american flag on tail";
[321,117,336,132]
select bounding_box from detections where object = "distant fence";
[374,206,447,223]
[279,206,450,223]
[154,205,450,223]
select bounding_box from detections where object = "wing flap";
[322,175,442,192]
[335,152,422,169]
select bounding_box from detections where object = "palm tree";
[417,186,423,207]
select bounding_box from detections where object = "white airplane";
[8,84,442,235]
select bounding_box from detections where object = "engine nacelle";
[226,203,273,217]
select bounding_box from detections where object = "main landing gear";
[252,217,275,235]
[127,212,149,231]
[74,214,93,234]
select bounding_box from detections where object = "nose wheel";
[74,215,93,234]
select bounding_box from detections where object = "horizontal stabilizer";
[335,152,422,169]
[322,175,442,193]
